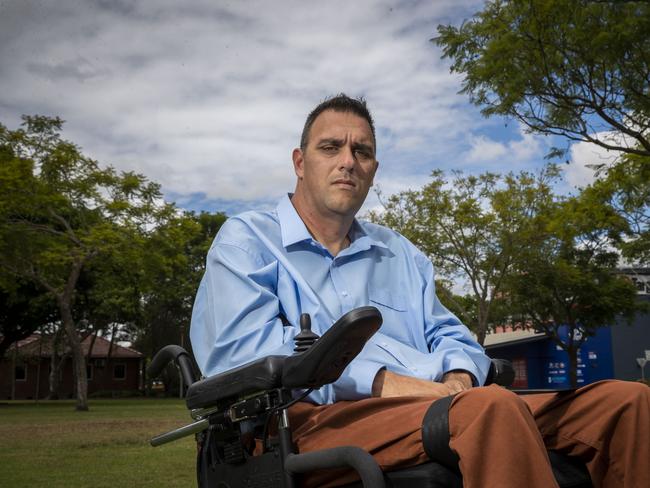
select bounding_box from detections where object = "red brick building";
[1,333,143,400]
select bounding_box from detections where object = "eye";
[321,145,338,153]
[354,149,372,159]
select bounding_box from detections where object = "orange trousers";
[288,381,649,488]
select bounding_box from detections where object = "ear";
[370,159,379,186]
[292,148,305,179]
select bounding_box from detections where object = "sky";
[0,0,609,217]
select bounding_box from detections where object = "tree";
[0,278,57,359]
[435,0,650,157]
[582,154,650,263]
[140,212,225,384]
[503,194,642,387]
[0,115,169,410]
[370,166,559,344]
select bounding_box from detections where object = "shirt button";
[341,291,348,297]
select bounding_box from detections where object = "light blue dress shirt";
[190,194,491,404]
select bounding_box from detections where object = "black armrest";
[186,355,286,410]
[185,306,382,410]
[485,359,515,387]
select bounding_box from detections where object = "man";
[190,94,649,488]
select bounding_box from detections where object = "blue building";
[484,295,650,389]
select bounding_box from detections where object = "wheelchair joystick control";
[293,313,319,353]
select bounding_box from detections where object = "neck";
[290,193,353,256]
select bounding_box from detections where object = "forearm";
[372,369,454,398]
[441,370,474,393]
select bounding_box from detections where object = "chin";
[328,202,362,217]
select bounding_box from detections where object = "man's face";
[293,110,378,219]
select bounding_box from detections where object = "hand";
[372,369,455,399]
[442,370,473,393]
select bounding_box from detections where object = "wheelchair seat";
[148,306,592,488]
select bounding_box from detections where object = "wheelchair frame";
[148,307,591,488]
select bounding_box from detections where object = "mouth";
[332,179,357,188]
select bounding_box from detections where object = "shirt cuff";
[441,358,486,386]
[333,358,387,401]
[442,368,478,387]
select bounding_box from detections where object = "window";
[511,358,528,388]
[113,363,126,380]
[631,277,649,294]
[15,364,27,382]
[87,364,94,381]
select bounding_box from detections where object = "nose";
[339,145,355,172]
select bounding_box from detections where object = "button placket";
[330,261,353,313]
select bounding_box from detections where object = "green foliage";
[502,193,643,386]
[0,115,170,294]
[372,164,643,385]
[0,279,57,359]
[0,114,229,403]
[132,211,226,367]
[582,154,650,263]
[370,165,560,343]
[0,115,172,410]
[436,0,650,157]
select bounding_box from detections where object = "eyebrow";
[316,138,345,147]
[316,138,375,155]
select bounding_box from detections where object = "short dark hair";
[299,93,376,152]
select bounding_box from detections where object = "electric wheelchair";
[149,306,592,487]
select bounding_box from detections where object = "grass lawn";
[0,398,197,487]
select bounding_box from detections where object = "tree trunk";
[48,330,63,400]
[86,329,98,360]
[475,301,489,345]
[35,332,43,401]
[59,303,88,411]
[10,345,17,401]
[103,324,118,393]
[57,256,89,411]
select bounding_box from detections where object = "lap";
[287,381,648,486]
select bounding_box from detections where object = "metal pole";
[637,358,647,382]
[642,363,646,382]
[11,344,17,401]
[150,418,209,446]
[179,324,185,399]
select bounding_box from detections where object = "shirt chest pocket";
[368,288,407,313]
[368,287,416,345]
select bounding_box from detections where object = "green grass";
[0,398,197,487]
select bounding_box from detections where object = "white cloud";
[463,126,544,167]
[564,132,628,189]
[465,136,509,162]
[3,0,548,213]
[361,172,433,216]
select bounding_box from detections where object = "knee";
[449,386,536,439]
[462,384,521,402]
[590,380,650,406]
[455,385,529,416]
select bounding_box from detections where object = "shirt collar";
[277,194,312,248]
[276,193,388,252]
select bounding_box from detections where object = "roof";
[482,328,547,349]
[7,333,142,359]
